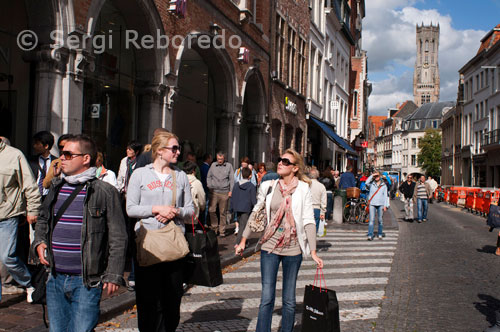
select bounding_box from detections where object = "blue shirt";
[200,162,210,193]
[339,172,356,189]
[365,175,390,208]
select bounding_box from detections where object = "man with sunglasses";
[399,174,416,221]
[33,135,128,332]
[207,151,234,236]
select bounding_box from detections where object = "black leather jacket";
[33,178,128,288]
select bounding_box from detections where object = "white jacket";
[253,179,315,257]
[187,173,206,219]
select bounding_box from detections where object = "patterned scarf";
[260,177,299,249]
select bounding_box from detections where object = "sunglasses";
[278,157,296,166]
[61,151,85,160]
[163,145,181,153]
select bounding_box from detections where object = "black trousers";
[135,259,184,332]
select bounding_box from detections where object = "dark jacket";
[230,181,257,213]
[33,178,128,288]
[339,172,356,189]
[319,177,335,191]
[135,150,152,169]
[261,171,279,182]
[29,154,57,181]
[399,181,416,199]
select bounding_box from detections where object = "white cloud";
[364,2,487,115]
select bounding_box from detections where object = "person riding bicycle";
[365,170,390,241]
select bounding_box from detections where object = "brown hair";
[240,156,250,164]
[151,132,179,160]
[284,148,311,185]
[66,135,98,166]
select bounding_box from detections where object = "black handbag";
[301,267,340,332]
[487,204,500,230]
[184,216,223,287]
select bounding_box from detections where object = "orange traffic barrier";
[465,190,476,211]
[457,188,467,207]
[450,189,459,205]
[475,191,485,214]
[483,191,493,216]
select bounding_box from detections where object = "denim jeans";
[417,198,428,221]
[46,274,102,332]
[368,205,384,238]
[257,250,302,332]
[0,217,32,301]
[326,193,333,220]
[313,209,321,232]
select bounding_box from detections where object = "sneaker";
[127,280,135,292]
[367,236,374,241]
[26,286,35,303]
[417,220,422,223]
[423,219,427,222]
[2,285,25,295]
[378,234,383,240]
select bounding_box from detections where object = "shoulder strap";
[54,183,85,225]
[368,184,383,206]
[171,170,177,207]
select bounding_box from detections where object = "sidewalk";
[0,223,260,332]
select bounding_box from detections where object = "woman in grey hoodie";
[126,132,194,332]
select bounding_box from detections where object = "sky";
[364,0,500,115]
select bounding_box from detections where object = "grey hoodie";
[126,164,194,232]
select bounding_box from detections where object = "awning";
[310,117,357,154]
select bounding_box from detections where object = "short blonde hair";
[284,148,311,185]
[151,132,179,160]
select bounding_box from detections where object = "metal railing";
[481,129,500,146]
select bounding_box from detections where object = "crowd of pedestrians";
[1,127,446,332]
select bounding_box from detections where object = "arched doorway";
[173,35,236,162]
[239,69,266,163]
[83,0,165,170]
[0,1,32,150]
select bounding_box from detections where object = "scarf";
[96,165,107,178]
[64,167,97,184]
[260,177,299,250]
[125,157,136,189]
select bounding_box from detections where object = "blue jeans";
[326,193,333,219]
[313,209,321,232]
[46,274,102,332]
[368,205,384,238]
[0,217,32,301]
[257,251,302,332]
[417,198,428,221]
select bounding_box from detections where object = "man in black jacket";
[399,175,416,221]
[29,131,57,200]
[33,135,127,332]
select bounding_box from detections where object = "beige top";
[244,189,316,256]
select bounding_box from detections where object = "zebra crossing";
[97,228,398,331]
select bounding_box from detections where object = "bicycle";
[343,196,369,224]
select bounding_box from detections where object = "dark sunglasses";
[61,151,85,160]
[278,157,295,166]
[163,145,181,153]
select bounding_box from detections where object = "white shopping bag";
[317,218,326,237]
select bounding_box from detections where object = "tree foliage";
[418,129,442,178]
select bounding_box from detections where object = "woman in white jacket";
[235,149,323,332]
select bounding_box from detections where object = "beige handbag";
[135,170,189,267]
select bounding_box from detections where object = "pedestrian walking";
[229,167,256,247]
[338,165,356,189]
[116,140,142,196]
[426,175,438,203]
[183,160,206,220]
[29,131,57,200]
[126,132,194,332]
[261,161,280,182]
[319,166,335,220]
[233,157,257,233]
[256,162,267,186]
[235,149,324,332]
[0,136,41,303]
[96,151,118,189]
[43,134,75,189]
[365,170,390,240]
[308,168,327,231]
[399,174,416,221]
[33,135,128,331]
[207,151,234,236]
[416,175,432,223]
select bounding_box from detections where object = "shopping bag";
[487,204,500,229]
[317,219,326,237]
[184,216,223,287]
[301,267,340,332]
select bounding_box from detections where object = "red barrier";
[483,191,493,216]
[465,191,476,211]
[475,191,485,214]
[450,189,459,205]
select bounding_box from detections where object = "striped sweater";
[51,183,86,274]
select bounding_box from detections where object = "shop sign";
[285,96,297,115]
[361,141,368,148]
[90,104,101,119]
[238,47,250,63]
[169,0,187,17]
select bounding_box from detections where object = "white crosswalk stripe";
[223,266,391,279]
[242,257,394,268]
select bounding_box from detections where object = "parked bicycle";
[343,187,369,224]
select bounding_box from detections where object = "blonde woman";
[235,149,323,332]
[126,132,194,332]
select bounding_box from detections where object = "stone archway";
[172,33,237,163]
[239,68,267,163]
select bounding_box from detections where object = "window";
[412,138,417,148]
[432,120,438,129]
[476,74,479,91]
[481,71,484,89]
[298,37,306,95]
[411,155,416,166]
[475,104,479,120]
[287,27,296,88]
[276,15,285,81]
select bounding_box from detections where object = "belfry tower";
[413,23,440,106]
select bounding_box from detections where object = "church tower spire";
[413,23,440,106]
